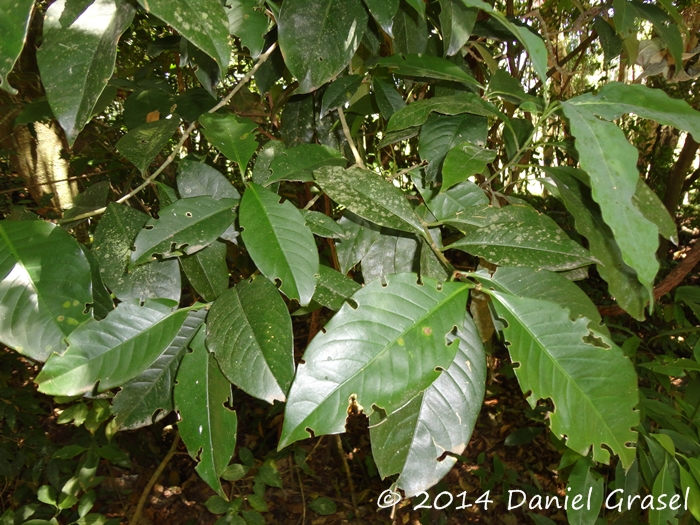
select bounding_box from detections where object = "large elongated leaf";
[439,0,477,56]
[0,221,92,361]
[376,54,480,88]
[278,274,471,448]
[177,160,240,200]
[369,313,486,497]
[198,113,258,171]
[175,327,237,497]
[0,0,34,94]
[37,0,135,145]
[131,196,237,265]
[441,141,497,191]
[363,0,399,36]
[392,0,428,55]
[320,75,364,118]
[111,309,206,430]
[315,166,423,233]
[35,299,190,396]
[561,102,658,300]
[180,241,229,302]
[224,0,268,58]
[488,290,638,468]
[207,276,294,403]
[116,118,180,173]
[267,144,346,185]
[372,75,406,120]
[277,0,367,93]
[239,183,318,305]
[136,0,230,72]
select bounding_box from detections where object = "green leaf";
[544,167,648,320]
[439,0,477,56]
[0,0,34,94]
[0,221,92,361]
[631,1,683,72]
[474,266,608,336]
[111,309,206,430]
[633,179,677,245]
[335,213,382,274]
[175,326,237,497]
[441,141,496,191]
[258,459,283,488]
[80,246,114,321]
[278,274,470,448]
[252,141,286,185]
[224,0,268,59]
[180,241,229,302]
[487,290,639,468]
[301,210,346,239]
[494,16,548,85]
[562,103,658,300]
[136,0,230,72]
[311,265,361,311]
[680,465,700,523]
[36,299,189,396]
[207,276,294,403]
[205,495,231,514]
[320,75,364,118]
[418,178,488,221]
[177,160,240,200]
[199,113,258,171]
[277,0,368,93]
[594,17,622,66]
[447,204,596,271]
[487,69,542,109]
[309,497,337,515]
[360,228,419,283]
[392,0,428,55]
[419,111,487,182]
[37,0,135,145]
[363,0,399,36]
[116,118,180,173]
[267,144,346,185]
[62,181,112,229]
[376,54,481,88]
[387,93,503,133]
[566,457,604,525]
[649,460,678,525]
[123,87,173,130]
[371,75,406,120]
[239,183,319,305]
[315,166,423,233]
[369,312,485,497]
[131,196,237,265]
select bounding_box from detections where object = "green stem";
[421,222,455,274]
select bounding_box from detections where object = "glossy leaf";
[180,241,229,302]
[369,313,485,497]
[372,75,406,120]
[441,141,497,191]
[561,101,658,300]
[35,299,190,396]
[311,265,361,311]
[136,0,230,72]
[111,309,206,430]
[277,0,367,93]
[392,0,428,55]
[131,196,237,265]
[315,166,423,233]
[252,141,286,185]
[80,246,113,321]
[207,276,294,403]
[225,0,268,59]
[177,160,240,201]
[439,0,477,56]
[363,0,400,36]
[175,327,237,497]
[0,221,92,361]
[279,274,471,448]
[0,0,34,94]
[488,290,638,468]
[320,75,364,118]
[116,118,180,173]
[376,54,481,87]
[37,0,135,145]
[360,228,419,283]
[267,144,346,185]
[199,113,258,171]
[419,179,488,222]
[239,183,318,305]
[301,210,346,239]
[335,214,382,274]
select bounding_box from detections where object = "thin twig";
[129,433,181,525]
[335,435,359,521]
[421,222,456,274]
[58,43,279,224]
[387,160,427,182]
[337,107,365,169]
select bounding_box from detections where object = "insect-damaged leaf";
[175,326,237,497]
[278,274,470,449]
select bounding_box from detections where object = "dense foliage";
[1,0,700,523]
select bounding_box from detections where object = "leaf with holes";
[0,221,92,361]
[335,214,382,274]
[224,0,268,58]
[116,118,180,173]
[207,276,294,403]
[111,309,206,430]
[278,274,471,448]
[311,265,361,311]
[0,0,34,94]
[487,290,638,468]
[180,241,229,302]
[199,113,258,171]
[239,183,318,305]
[35,299,190,396]
[175,326,237,497]
[131,196,237,265]
[370,313,485,497]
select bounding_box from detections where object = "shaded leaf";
[37,0,135,145]
[175,326,237,497]
[392,0,428,55]
[649,459,677,525]
[225,0,268,58]
[364,0,400,36]
[633,179,677,244]
[36,299,190,396]
[360,228,419,283]
[418,179,488,222]
[440,0,477,56]
[267,144,346,185]
[594,17,622,66]
[62,181,112,229]
[320,75,364,118]
[116,118,180,173]
[207,276,294,403]
[279,274,470,448]
[0,0,34,94]
[566,457,604,525]
[377,54,480,88]
[631,1,683,72]
[311,265,361,311]
[369,313,485,497]
[301,210,346,239]
[199,113,258,171]
[335,213,382,274]
[441,141,496,191]
[80,245,113,321]
[180,241,229,302]
[239,183,318,305]
[309,497,336,515]
[252,141,286,185]
[0,221,92,361]
[372,75,406,120]
[177,160,240,200]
